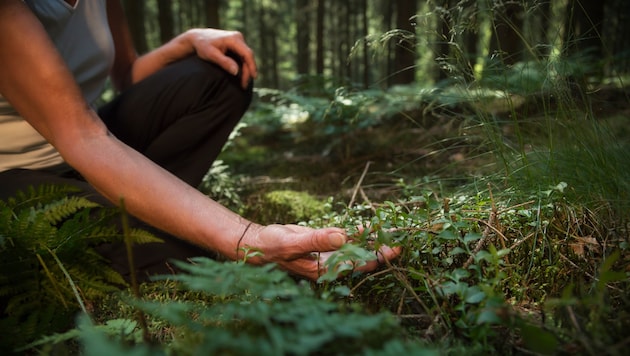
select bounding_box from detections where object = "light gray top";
[0,0,115,171]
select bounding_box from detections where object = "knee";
[179,56,253,112]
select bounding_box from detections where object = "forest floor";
[211,87,630,353]
[221,85,630,220]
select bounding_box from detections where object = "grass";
[3,77,628,354]
[3,1,630,352]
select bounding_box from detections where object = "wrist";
[234,222,266,264]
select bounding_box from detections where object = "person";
[0,0,399,282]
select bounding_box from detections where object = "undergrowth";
[0,185,160,353]
[2,1,629,354]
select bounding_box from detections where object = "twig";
[348,161,372,209]
[359,187,376,213]
[462,212,498,270]
[461,184,506,269]
[509,232,535,250]
[120,198,150,343]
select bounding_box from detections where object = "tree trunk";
[489,1,525,66]
[316,0,325,76]
[296,0,311,76]
[157,0,174,44]
[122,0,148,53]
[391,0,417,85]
[205,0,220,28]
[435,0,453,82]
[564,0,605,57]
[606,0,630,75]
[361,0,369,88]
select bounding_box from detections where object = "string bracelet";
[236,221,253,260]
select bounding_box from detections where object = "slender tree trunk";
[536,0,551,59]
[563,0,605,58]
[296,0,311,76]
[316,0,325,76]
[436,0,453,82]
[489,1,525,66]
[461,0,478,82]
[391,0,417,85]
[205,0,220,28]
[607,0,630,74]
[257,3,270,87]
[361,0,369,88]
[122,0,148,53]
[345,1,352,81]
[383,0,395,87]
[157,0,174,44]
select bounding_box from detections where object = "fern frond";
[127,228,163,244]
[7,184,81,210]
[36,196,101,226]
[0,183,139,348]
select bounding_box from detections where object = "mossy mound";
[244,190,329,224]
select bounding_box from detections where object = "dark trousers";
[0,56,253,282]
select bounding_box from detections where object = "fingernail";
[329,232,346,248]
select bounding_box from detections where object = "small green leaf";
[464,286,486,304]
[448,247,467,256]
[438,229,458,240]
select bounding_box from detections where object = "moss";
[244,190,329,224]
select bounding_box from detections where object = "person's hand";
[240,224,401,281]
[186,28,257,88]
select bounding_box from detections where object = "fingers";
[323,245,401,278]
[202,45,240,75]
[280,243,402,282]
[193,30,257,89]
[307,227,347,252]
[257,224,401,282]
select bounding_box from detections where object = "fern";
[26,258,437,355]
[0,184,161,352]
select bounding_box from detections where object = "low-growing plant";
[0,184,160,352]
[24,258,439,356]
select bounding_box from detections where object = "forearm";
[66,127,252,259]
[129,30,197,84]
[0,1,249,259]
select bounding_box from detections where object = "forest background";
[2,0,630,355]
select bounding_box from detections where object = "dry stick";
[347,161,372,210]
[384,257,448,337]
[359,187,376,214]
[120,198,150,343]
[462,214,496,270]
[462,184,499,270]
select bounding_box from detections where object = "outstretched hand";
[240,224,401,281]
[186,28,258,89]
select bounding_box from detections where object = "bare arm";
[0,0,255,259]
[106,0,257,90]
[0,0,398,280]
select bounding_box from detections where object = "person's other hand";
[187,28,257,89]
[241,224,401,281]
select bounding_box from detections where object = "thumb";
[307,228,347,252]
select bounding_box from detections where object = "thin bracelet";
[236,221,253,260]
